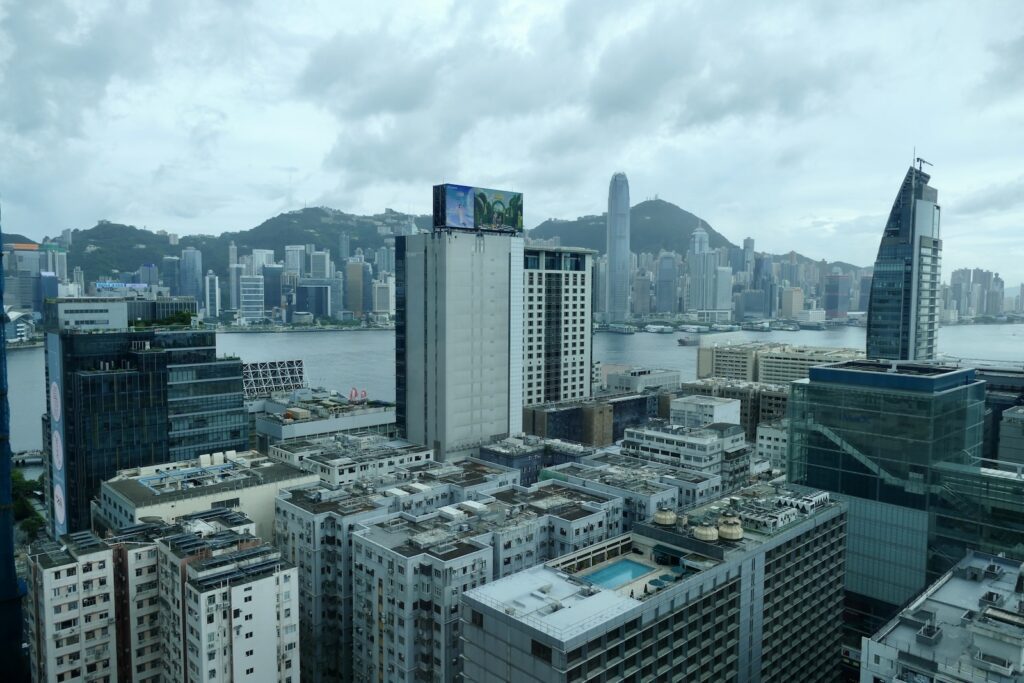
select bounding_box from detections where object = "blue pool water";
[585,559,653,589]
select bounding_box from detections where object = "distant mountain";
[1,233,37,246]
[529,199,735,255]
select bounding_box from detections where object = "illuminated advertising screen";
[46,332,68,536]
[433,184,523,232]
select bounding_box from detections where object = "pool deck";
[581,555,665,600]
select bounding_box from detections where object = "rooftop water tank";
[694,524,719,542]
[719,518,744,541]
[653,509,678,527]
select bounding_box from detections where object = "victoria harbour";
[8,325,1023,454]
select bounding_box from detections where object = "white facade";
[203,271,220,319]
[50,300,129,331]
[397,230,524,459]
[27,533,117,683]
[604,366,680,393]
[238,275,265,323]
[670,395,741,428]
[756,419,790,472]
[284,245,305,276]
[523,246,594,406]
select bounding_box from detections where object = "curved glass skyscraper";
[866,166,941,360]
[606,172,631,322]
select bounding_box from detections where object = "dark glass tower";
[43,323,247,535]
[866,165,941,360]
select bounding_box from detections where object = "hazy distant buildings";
[605,172,631,322]
[654,252,678,313]
[284,244,305,276]
[239,274,265,323]
[179,246,203,300]
[866,165,941,360]
[780,287,804,319]
[824,271,851,319]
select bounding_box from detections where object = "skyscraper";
[239,275,265,323]
[203,270,220,318]
[284,244,305,276]
[228,240,238,267]
[866,164,942,360]
[605,172,630,322]
[654,251,678,313]
[161,255,180,295]
[179,246,203,300]
[686,225,719,311]
[397,184,524,459]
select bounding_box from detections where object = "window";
[471,610,483,627]
[531,640,552,663]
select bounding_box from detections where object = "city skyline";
[1,3,1023,286]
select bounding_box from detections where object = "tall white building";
[239,275,265,324]
[203,270,220,319]
[309,250,332,279]
[397,228,524,459]
[605,172,630,323]
[523,246,594,406]
[686,225,718,311]
[251,249,276,270]
[284,245,305,276]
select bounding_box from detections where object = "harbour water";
[7,324,1023,453]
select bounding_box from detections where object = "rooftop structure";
[241,359,306,398]
[94,449,318,541]
[674,377,789,441]
[478,435,595,485]
[253,386,397,449]
[622,420,751,491]
[669,394,741,428]
[862,551,1024,682]
[268,433,432,487]
[697,341,865,384]
[462,484,847,682]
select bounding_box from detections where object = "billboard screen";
[433,184,523,232]
[46,332,68,537]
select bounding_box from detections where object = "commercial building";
[780,286,803,319]
[866,165,942,361]
[461,485,847,683]
[93,450,318,541]
[697,342,864,384]
[477,436,594,486]
[675,378,789,441]
[274,458,521,683]
[621,420,751,492]
[669,395,741,428]
[523,393,657,446]
[579,450,722,510]
[605,172,631,323]
[824,272,851,319]
[252,387,397,451]
[43,319,247,535]
[238,274,265,323]
[349,481,624,683]
[998,405,1024,465]
[203,270,220,319]
[755,419,789,472]
[786,359,1015,650]
[522,245,594,406]
[268,434,432,487]
[397,199,524,459]
[604,365,680,393]
[179,246,203,301]
[860,551,1024,683]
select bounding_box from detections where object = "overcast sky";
[1,0,1022,287]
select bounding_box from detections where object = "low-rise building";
[477,436,594,485]
[604,365,681,393]
[461,485,847,683]
[756,419,790,472]
[523,393,657,446]
[93,450,318,542]
[268,433,432,487]
[696,342,863,384]
[622,421,751,491]
[253,387,397,452]
[349,481,625,683]
[669,394,741,428]
[675,377,788,441]
[861,551,1024,683]
[581,450,723,510]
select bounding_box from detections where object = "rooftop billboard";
[433,184,523,232]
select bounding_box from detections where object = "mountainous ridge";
[19,200,866,282]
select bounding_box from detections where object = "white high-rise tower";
[605,172,631,322]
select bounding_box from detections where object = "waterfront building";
[697,342,864,384]
[605,172,631,323]
[697,342,760,381]
[179,246,203,300]
[824,272,851,319]
[252,387,396,451]
[780,286,803,319]
[860,551,1024,683]
[43,315,247,534]
[93,450,317,541]
[787,360,1002,646]
[461,484,847,683]
[669,395,741,428]
[274,458,521,683]
[349,481,624,683]
[343,259,373,316]
[203,270,220,318]
[262,263,284,312]
[396,199,524,459]
[866,165,942,360]
[522,245,594,406]
[604,365,680,393]
[654,251,678,313]
[238,274,264,323]
[309,250,332,279]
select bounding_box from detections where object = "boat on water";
[644,324,675,334]
[677,336,700,346]
[607,323,637,334]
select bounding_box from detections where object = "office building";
[477,436,593,486]
[43,316,248,535]
[179,246,203,300]
[310,250,332,279]
[275,458,521,683]
[675,378,789,441]
[462,484,847,683]
[373,279,394,315]
[860,551,1024,683]
[653,252,678,313]
[697,342,864,384]
[755,419,789,472]
[284,245,305,276]
[238,274,264,323]
[93,450,317,541]
[227,263,244,310]
[824,272,851,319]
[697,343,760,381]
[603,365,680,393]
[523,245,594,406]
[343,260,373,316]
[160,256,180,295]
[686,225,720,312]
[203,270,220,318]
[622,421,751,491]
[262,263,284,312]
[787,360,1007,646]
[350,481,624,683]
[251,248,276,270]
[228,240,237,266]
[780,286,803,319]
[999,405,1024,465]
[669,395,741,428]
[397,189,524,459]
[866,165,942,360]
[606,172,631,323]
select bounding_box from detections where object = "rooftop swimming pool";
[584,558,654,590]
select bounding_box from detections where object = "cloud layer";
[1,0,1022,287]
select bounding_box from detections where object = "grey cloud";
[952,176,1024,216]
[980,33,1024,97]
